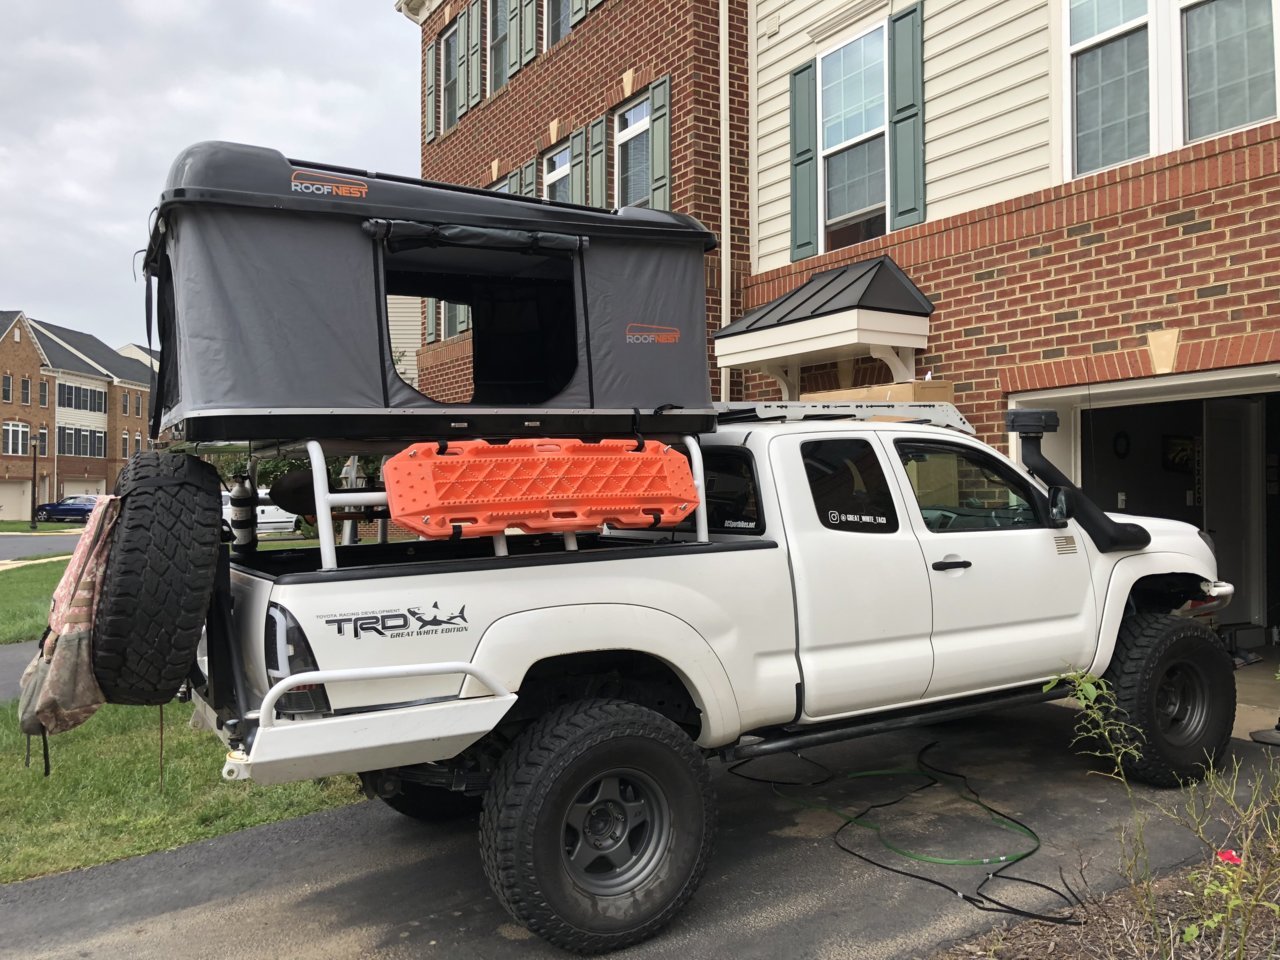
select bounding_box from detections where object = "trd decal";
[321,602,469,639]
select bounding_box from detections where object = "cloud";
[0,0,420,348]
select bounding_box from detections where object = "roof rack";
[714,401,975,435]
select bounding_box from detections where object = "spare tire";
[93,452,222,705]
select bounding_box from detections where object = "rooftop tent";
[143,141,717,443]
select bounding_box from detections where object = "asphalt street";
[2,703,1254,960]
[0,641,37,700]
[0,532,80,561]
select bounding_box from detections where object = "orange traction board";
[384,438,700,538]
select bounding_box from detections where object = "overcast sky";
[0,0,421,349]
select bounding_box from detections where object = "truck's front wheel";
[480,699,715,954]
[1105,612,1235,787]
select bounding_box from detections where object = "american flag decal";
[1054,535,1077,555]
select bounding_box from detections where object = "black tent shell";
[144,142,718,443]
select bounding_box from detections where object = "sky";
[0,0,421,349]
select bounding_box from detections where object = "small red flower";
[1216,849,1242,865]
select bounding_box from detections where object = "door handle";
[932,560,972,571]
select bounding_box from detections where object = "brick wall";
[412,0,751,398]
[742,122,1280,448]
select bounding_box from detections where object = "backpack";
[18,496,122,769]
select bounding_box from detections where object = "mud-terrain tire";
[480,699,715,954]
[93,452,222,705]
[382,782,483,821]
[1103,612,1235,787]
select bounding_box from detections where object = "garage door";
[63,479,106,497]
[0,480,31,522]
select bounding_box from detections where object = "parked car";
[34,495,100,522]
[221,491,298,534]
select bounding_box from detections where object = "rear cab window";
[801,439,899,534]
[672,447,766,536]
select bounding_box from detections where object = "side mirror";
[1048,486,1074,527]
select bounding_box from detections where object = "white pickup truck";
[177,402,1234,953]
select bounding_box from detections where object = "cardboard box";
[799,380,954,403]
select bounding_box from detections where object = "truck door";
[771,433,934,720]
[888,436,1098,697]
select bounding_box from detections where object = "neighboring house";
[401,0,1280,640]
[117,343,160,371]
[0,312,56,521]
[387,296,426,388]
[0,312,153,518]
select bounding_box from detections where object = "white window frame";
[20,377,30,405]
[489,0,509,94]
[134,432,142,456]
[1,375,10,403]
[441,25,461,133]
[443,301,472,338]
[614,94,652,208]
[121,390,129,414]
[815,21,891,255]
[2,421,29,456]
[544,0,571,50]
[37,426,47,457]
[122,431,129,459]
[38,380,47,407]
[543,141,572,201]
[135,393,142,418]
[1062,0,1280,179]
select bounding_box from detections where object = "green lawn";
[0,560,67,645]
[0,700,362,882]
[0,521,83,533]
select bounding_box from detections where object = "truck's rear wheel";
[1104,612,1235,787]
[480,699,715,954]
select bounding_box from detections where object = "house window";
[1066,0,1279,176]
[615,97,651,207]
[134,432,142,455]
[1,375,10,403]
[818,24,888,251]
[135,393,142,418]
[1,421,29,456]
[20,378,30,405]
[94,431,106,459]
[546,0,571,47]
[1184,0,1277,141]
[38,381,47,407]
[490,0,509,92]
[442,26,460,132]
[544,143,572,202]
[121,431,129,459]
[37,427,47,457]
[122,390,129,414]
[443,302,472,339]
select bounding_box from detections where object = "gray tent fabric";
[585,239,709,411]
[167,206,391,421]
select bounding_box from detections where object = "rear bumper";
[204,662,516,786]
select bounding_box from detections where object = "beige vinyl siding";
[923,0,1057,221]
[752,0,1060,274]
[387,296,424,388]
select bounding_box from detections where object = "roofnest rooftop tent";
[142,141,718,444]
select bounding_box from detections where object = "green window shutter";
[468,0,483,107]
[425,41,437,143]
[571,0,586,25]
[588,0,603,10]
[570,127,587,204]
[888,3,925,229]
[588,116,606,206]
[521,0,537,65]
[508,0,522,78]
[521,159,537,196]
[425,298,438,343]
[648,76,670,210]
[789,60,818,261]
[457,8,469,117]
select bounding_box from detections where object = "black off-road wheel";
[381,782,483,821]
[1103,612,1235,787]
[93,452,222,705]
[480,699,716,954]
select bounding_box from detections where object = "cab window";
[895,441,1042,532]
[802,439,899,534]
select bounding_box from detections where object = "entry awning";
[715,255,934,396]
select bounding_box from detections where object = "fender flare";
[458,603,741,747]
[1087,552,1218,677]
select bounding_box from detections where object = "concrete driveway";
[2,702,1259,960]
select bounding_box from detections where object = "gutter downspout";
[718,0,731,402]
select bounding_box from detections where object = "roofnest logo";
[290,170,369,199]
[625,323,681,345]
